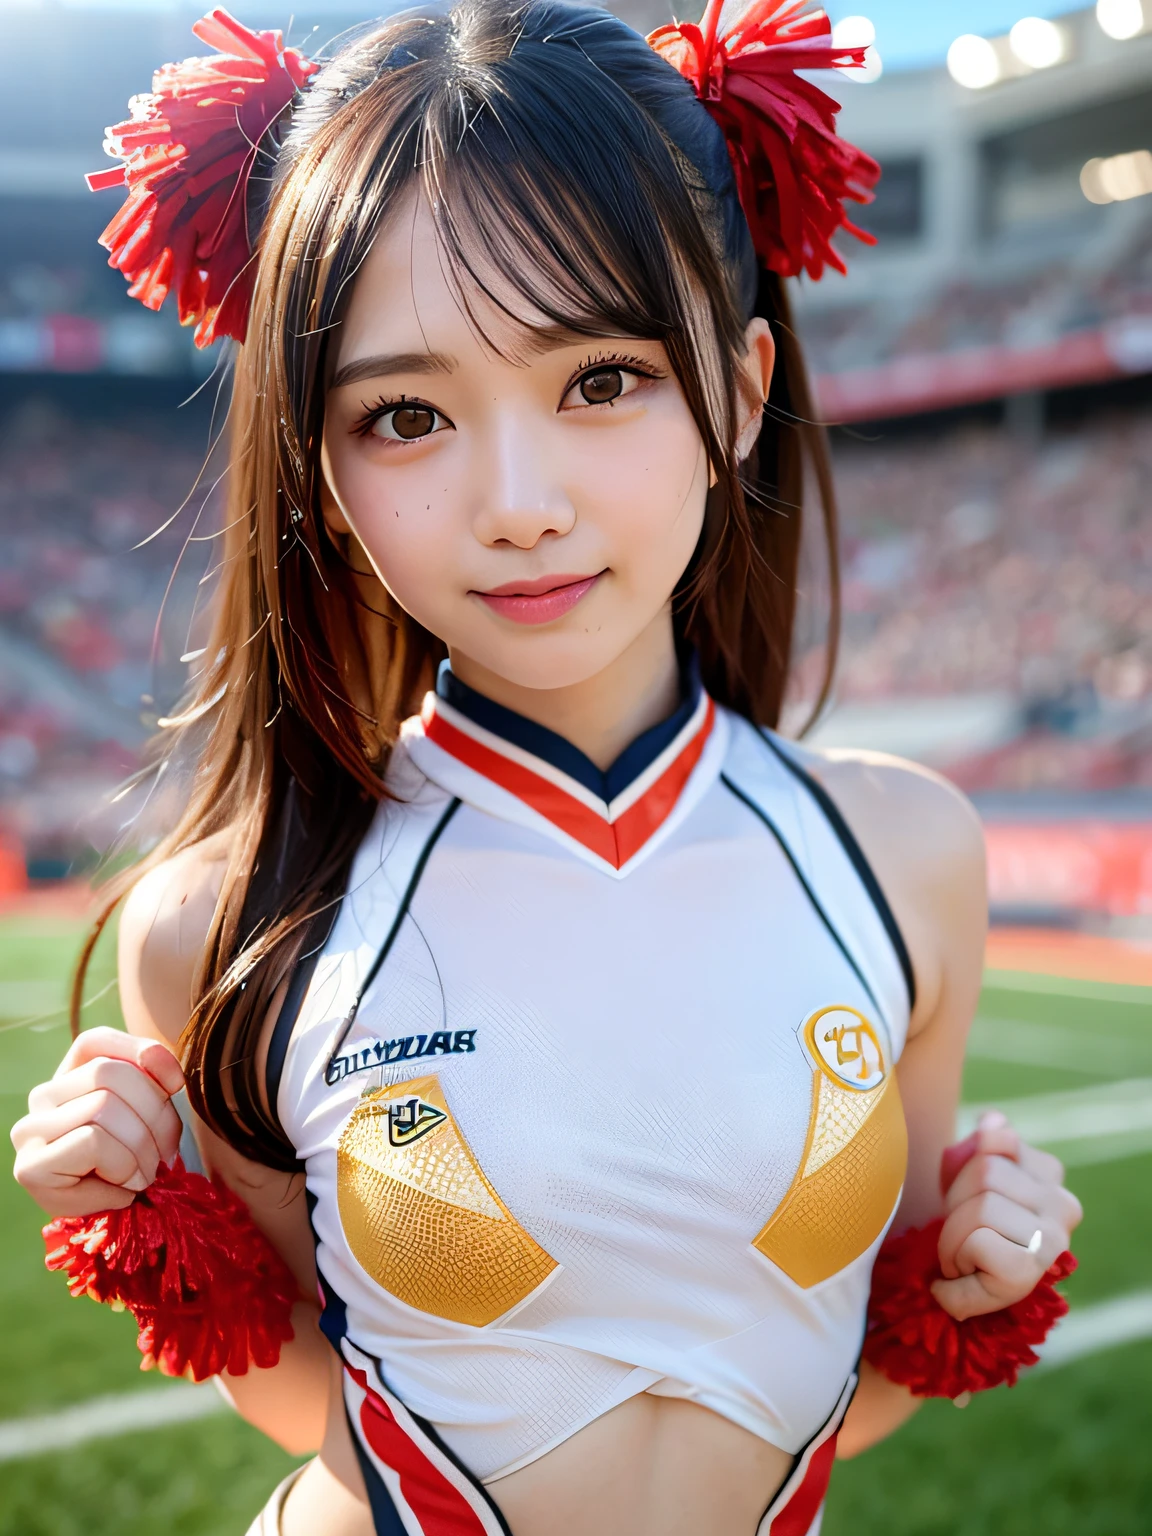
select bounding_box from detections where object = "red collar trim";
[421,694,716,870]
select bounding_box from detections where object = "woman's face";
[322,195,764,694]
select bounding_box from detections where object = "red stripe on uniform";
[348,1365,489,1536]
[768,1432,838,1536]
[424,699,713,869]
[610,699,713,866]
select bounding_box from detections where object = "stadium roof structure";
[789,3,1152,420]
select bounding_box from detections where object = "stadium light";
[1009,17,1067,68]
[832,15,875,48]
[1096,0,1145,40]
[832,16,883,82]
[947,34,1001,88]
[1081,149,1152,203]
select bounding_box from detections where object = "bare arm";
[799,750,1080,1459]
[116,847,335,1456]
[12,843,336,1458]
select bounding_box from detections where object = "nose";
[472,409,576,550]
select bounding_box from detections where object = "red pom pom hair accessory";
[88,3,876,348]
[863,1133,1077,1401]
[85,9,317,347]
[648,0,881,281]
[43,1159,298,1382]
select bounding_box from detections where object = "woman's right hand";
[10,1027,185,1218]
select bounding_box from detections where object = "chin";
[460,628,632,693]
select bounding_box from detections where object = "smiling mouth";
[473,572,604,626]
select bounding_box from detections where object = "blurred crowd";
[0,398,211,875]
[829,407,1152,790]
[1,389,1151,877]
[801,204,1152,375]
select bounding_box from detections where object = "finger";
[971,1118,1022,1164]
[954,1223,1053,1291]
[938,1191,1046,1278]
[1017,1176,1082,1244]
[29,1059,182,1162]
[942,1152,1046,1218]
[1053,1184,1084,1237]
[53,1030,184,1096]
[18,1123,152,1194]
[32,1091,164,1187]
[931,1271,1013,1323]
[33,1055,173,1117]
[33,1176,139,1219]
[1015,1140,1065,1187]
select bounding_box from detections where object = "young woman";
[12,4,1082,1535]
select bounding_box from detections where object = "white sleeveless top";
[271,669,913,1533]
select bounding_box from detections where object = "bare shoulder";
[793,745,987,1027]
[117,831,233,1047]
[803,747,985,889]
[119,833,317,1265]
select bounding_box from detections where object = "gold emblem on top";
[337,1075,557,1327]
[752,1005,907,1289]
[807,1004,887,1091]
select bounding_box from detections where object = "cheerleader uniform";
[262,662,915,1536]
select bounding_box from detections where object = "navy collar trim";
[435,659,703,804]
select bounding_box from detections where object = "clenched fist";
[933,1110,1083,1321]
[11,1028,185,1218]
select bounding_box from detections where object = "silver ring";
[1027,1228,1043,1255]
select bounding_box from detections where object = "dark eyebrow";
[521,326,646,358]
[330,351,456,389]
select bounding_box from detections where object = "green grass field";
[0,915,1149,1535]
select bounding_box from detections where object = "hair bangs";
[414,29,743,432]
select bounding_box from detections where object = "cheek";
[324,438,460,613]
[579,406,707,573]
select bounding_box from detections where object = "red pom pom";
[43,1158,298,1382]
[863,1218,1077,1399]
[86,8,317,346]
[648,0,880,281]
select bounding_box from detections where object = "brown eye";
[579,368,624,405]
[363,401,451,442]
[381,405,436,440]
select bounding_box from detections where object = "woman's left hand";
[932,1110,1083,1321]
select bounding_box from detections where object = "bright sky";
[1,0,1093,73]
[825,1,1082,69]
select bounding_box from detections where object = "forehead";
[334,190,578,371]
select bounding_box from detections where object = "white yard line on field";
[0,981,65,1018]
[0,1381,226,1464]
[1036,1290,1152,1370]
[959,1076,1152,1165]
[2,1291,1151,1464]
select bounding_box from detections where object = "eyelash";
[351,394,436,438]
[350,351,665,437]
[564,351,665,400]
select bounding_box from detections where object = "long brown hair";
[74,0,840,1168]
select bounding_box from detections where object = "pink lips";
[474,572,603,625]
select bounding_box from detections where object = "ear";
[734,317,775,463]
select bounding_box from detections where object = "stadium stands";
[0,398,214,874]
[3,388,1151,879]
[821,404,1152,791]
[1,0,1150,876]
[806,202,1152,419]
